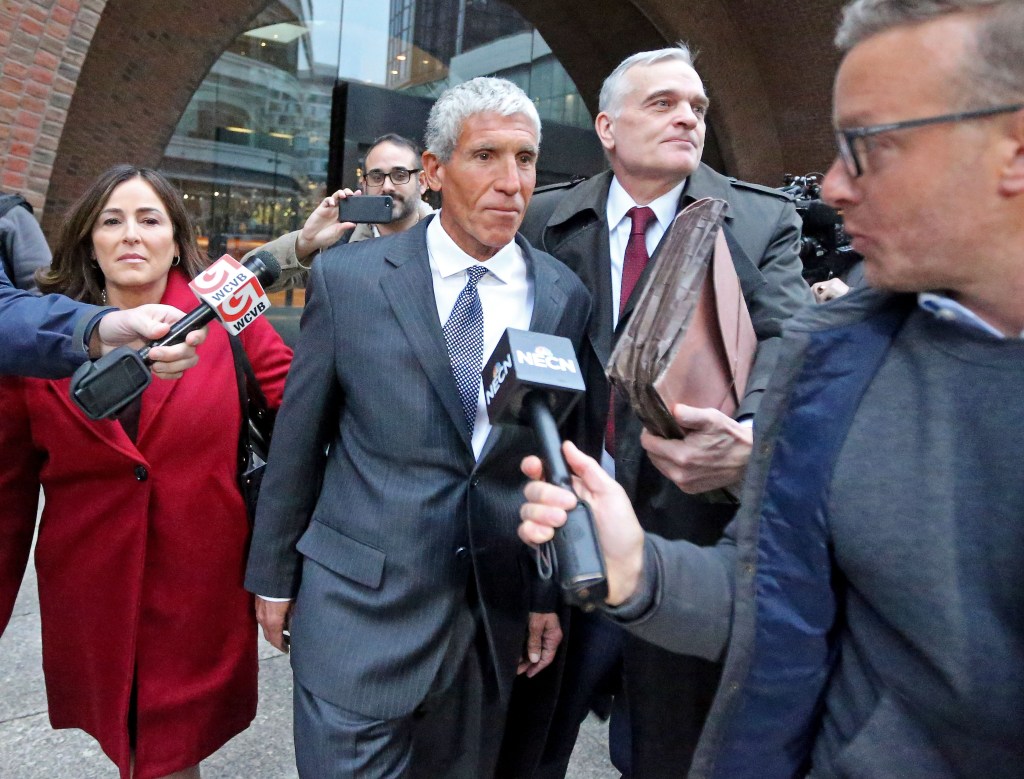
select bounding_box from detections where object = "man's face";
[362,141,426,223]
[422,111,538,261]
[596,60,708,196]
[822,13,1007,294]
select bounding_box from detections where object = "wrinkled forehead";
[455,110,540,150]
[622,59,706,103]
[833,16,975,126]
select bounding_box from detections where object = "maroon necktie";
[606,205,657,456]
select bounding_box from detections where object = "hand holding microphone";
[90,304,208,377]
[483,329,608,610]
[70,251,282,420]
[519,441,646,608]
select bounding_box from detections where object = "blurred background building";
[150,0,611,260]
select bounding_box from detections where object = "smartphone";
[338,195,394,224]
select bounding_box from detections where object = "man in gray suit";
[244,77,590,778]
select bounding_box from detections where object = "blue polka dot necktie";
[443,265,489,433]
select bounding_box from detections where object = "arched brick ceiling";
[508,0,847,184]
[40,0,846,237]
[42,0,278,235]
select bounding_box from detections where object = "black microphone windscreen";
[802,200,840,232]
[244,249,282,286]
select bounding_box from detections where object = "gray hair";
[836,0,1024,105]
[598,44,696,117]
[424,77,541,163]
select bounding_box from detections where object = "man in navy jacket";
[519,1,1024,777]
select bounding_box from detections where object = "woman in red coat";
[0,166,292,779]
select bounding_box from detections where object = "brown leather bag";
[651,228,756,424]
[607,197,756,440]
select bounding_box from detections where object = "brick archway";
[39,0,284,235]
[507,0,846,185]
[1,0,846,232]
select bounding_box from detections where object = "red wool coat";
[0,270,292,779]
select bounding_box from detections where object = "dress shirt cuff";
[602,538,660,623]
[257,595,293,602]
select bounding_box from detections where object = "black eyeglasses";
[362,167,421,187]
[835,103,1024,177]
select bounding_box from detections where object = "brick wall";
[0,0,107,213]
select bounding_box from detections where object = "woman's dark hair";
[37,165,208,303]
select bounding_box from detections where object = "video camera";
[779,173,861,284]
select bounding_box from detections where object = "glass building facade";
[157,0,604,268]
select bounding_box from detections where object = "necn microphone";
[483,328,608,611]
[70,251,281,420]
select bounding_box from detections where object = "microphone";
[70,251,281,420]
[483,328,608,610]
[139,251,281,359]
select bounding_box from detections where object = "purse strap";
[227,334,272,472]
[228,333,270,408]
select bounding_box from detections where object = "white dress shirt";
[606,176,687,330]
[427,212,534,459]
[602,177,687,473]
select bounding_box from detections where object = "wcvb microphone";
[483,328,608,610]
[70,251,281,420]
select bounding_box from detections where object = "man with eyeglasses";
[518,1,1024,777]
[247,135,433,289]
[349,133,433,243]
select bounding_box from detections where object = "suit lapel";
[525,238,568,336]
[684,163,765,296]
[379,220,473,450]
[135,271,195,443]
[47,378,143,461]
[136,351,178,441]
[544,172,615,368]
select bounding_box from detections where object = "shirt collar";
[918,292,1023,339]
[607,176,687,233]
[426,209,519,284]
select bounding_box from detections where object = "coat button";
[454,546,469,560]
[134,465,148,481]
[470,477,480,488]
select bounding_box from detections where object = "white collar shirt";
[606,176,687,330]
[427,212,535,458]
[918,292,1023,339]
[601,177,686,475]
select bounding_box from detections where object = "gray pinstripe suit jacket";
[244,215,590,719]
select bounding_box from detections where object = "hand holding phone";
[338,195,394,224]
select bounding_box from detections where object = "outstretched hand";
[518,441,645,606]
[92,304,207,379]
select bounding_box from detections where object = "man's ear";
[998,108,1024,196]
[595,112,616,154]
[422,151,444,193]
